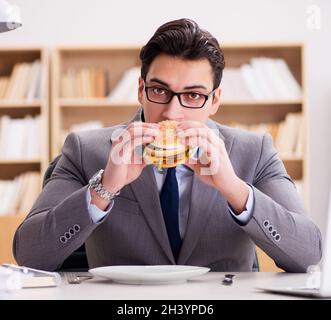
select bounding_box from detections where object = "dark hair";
[140,18,225,89]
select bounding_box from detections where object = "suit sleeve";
[242,133,322,272]
[13,132,106,271]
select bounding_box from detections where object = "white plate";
[89,265,210,285]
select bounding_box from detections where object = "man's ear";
[209,87,221,116]
[138,77,144,105]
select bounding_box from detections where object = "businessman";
[13,18,322,272]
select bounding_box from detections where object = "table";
[0,272,315,300]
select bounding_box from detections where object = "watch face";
[90,170,103,184]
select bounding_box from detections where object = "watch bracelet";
[91,180,120,201]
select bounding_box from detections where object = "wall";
[1,0,331,235]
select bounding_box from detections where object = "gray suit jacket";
[13,108,322,272]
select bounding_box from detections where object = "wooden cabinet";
[218,44,307,206]
[0,48,49,264]
[51,46,141,158]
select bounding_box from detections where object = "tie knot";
[167,167,176,177]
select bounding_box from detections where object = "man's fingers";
[178,127,223,151]
[128,121,160,131]
[130,135,155,165]
[127,127,160,138]
[130,135,155,150]
[176,121,207,131]
[183,136,220,164]
[113,126,159,145]
[111,135,154,165]
[176,127,205,138]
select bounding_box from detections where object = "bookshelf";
[218,44,307,205]
[50,44,306,272]
[0,47,49,264]
[51,46,142,157]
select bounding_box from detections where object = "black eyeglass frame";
[144,84,216,109]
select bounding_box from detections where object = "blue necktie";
[160,167,182,261]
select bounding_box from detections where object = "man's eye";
[153,88,167,95]
[187,92,202,100]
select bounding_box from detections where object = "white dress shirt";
[86,165,254,237]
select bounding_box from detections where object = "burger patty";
[145,148,190,165]
[144,145,188,158]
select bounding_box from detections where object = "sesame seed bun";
[143,120,190,169]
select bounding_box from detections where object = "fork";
[66,272,93,284]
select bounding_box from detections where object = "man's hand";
[90,121,159,210]
[177,121,250,214]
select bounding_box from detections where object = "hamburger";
[143,120,195,170]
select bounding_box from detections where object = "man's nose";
[161,95,183,120]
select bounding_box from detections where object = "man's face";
[138,54,221,123]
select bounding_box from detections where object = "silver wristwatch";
[89,169,120,201]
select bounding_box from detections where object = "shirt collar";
[152,164,193,175]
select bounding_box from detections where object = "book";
[0,171,41,216]
[221,57,302,101]
[26,60,41,101]
[60,67,108,98]
[221,68,253,101]
[229,112,303,159]
[108,66,140,103]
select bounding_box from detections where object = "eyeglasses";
[144,84,216,109]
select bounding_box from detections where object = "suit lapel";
[177,174,221,265]
[177,119,235,265]
[130,165,175,263]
